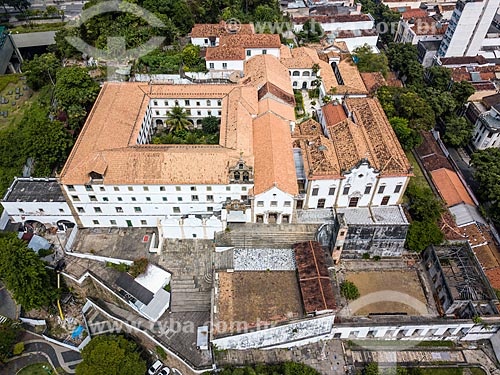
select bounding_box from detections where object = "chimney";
[356,3,362,12]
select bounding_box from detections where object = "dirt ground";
[215,271,304,335]
[346,270,428,316]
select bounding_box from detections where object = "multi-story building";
[467,93,500,149]
[293,100,412,211]
[190,21,255,48]
[438,0,500,58]
[394,12,448,45]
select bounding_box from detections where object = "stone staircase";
[170,275,211,313]
[216,224,319,248]
[213,249,234,270]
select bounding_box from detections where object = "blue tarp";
[71,325,84,339]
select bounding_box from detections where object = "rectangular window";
[18,208,24,213]
[192,195,199,201]
[222,63,227,69]
[185,100,190,106]
[270,201,278,207]
[85,184,93,191]
[284,201,291,207]
[162,197,168,201]
[381,196,390,205]
[114,186,120,191]
[317,199,325,209]
[94,207,102,213]
[160,186,166,191]
[39,208,44,213]
[226,186,230,191]
[257,201,264,207]
[102,197,109,202]
[343,186,350,195]
[209,63,214,69]
[241,195,248,201]
[128,186,133,191]
[141,220,147,225]
[77,207,85,213]
[72,195,80,201]
[208,206,213,212]
[207,195,214,202]
[394,184,402,193]
[131,197,137,202]
[262,49,267,54]
[110,220,117,225]
[117,197,123,201]
[116,207,123,213]
[349,197,359,207]
[328,187,336,196]
[173,207,180,213]
[246,50,251,56]
[207,186,212,191]
[242,187,247,191]
[67,185,75,191]
[191,186,196,191]
[312,188,319,196]
[89,195,97,201]
[143,186,149,191]
[93,220,100,225]
[378,185,386,194]
[197,111,202,116]
[146,197,151,202]
[177,197,183,202]
[364,185,372,195]
[176,186,181,191]
[134,207,142,213]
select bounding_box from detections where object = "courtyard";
[214,271,304,335]
[343,269,430,316]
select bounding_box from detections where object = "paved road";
[1,353,50,374]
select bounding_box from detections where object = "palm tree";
[166,106,191,134]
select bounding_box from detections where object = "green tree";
[396,91,435,130]
[387,43,419,79]
[451,81,475,107]
[340,280,360,300]
[22,53,61,90]
[181,44,202,70]
[0,322,18,363]
[76,335,146,375]
[202,115,220,134]
[471,148,500,223]
[426,66,452,92]
[364,363,379,375]
[166,106,192,133]
[405,220,444,253]
[299,19,323,43]
[405,182,445,222]
[442,115,473,148]
[424,89,457,119]
[352,44,389,77]
[389,117,422,150]
[0,233,58,310]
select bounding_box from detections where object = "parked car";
[171,368,183,375]
[158,367,171,375]
[148,360,163,375]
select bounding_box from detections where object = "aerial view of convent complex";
[4,0,500,373]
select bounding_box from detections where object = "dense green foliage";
[202,115,220,134]
[22,53,61,90]
[0,233,59,310]
[340,280,360,300]
[214,362,321,375]
[353,44,389,78]
[76,335,146,375]
[389,117,421,151]
[129,257,149,278]
[298,19,324,43]
[471,148,500,225]
[0,322,19,363]
[442,116,474,148]
[405,220,444,253]
[357,0,400,45]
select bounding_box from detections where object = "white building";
[205,34,281,72]
[190,21,255,48]
[292,14,375,33]
[1,178,76,230]
[394,13,447,45]
[471,99,500,150]
[293,99,412,211]
[438,0,500,58]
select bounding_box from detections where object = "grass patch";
[0,74,20,92]
[416,340,455,347]
[18,363,55,375]
[8,22,66,34]
[405,150,431,190]
[0,77,40,131]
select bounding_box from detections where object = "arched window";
[292,71,300,76]
[293,81,298,87]
[207,100,211,106]
[234,171,240,181]
[243,172,249,182]
[303,71,310,76]
[174,100,179,106]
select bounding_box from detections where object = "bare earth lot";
[215,271,304,335]
[346,270,428,316]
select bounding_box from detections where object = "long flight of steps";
[169,275,211,313]
[216,223,319,248]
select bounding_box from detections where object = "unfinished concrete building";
[422,244,499,318]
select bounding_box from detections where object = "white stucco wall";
[206,59,244,71]
[1,201,75,227]
[253,186,295,224]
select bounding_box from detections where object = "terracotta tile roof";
[252,112,298,195]
[336,29,378,38]
[294,241,336,314]
[440,55,489,66]
[401,8,428,19]
[294,98,411,179]
[320,57,368,95]
[415,131,452,172]
[61,54,297,192]
[205,46,246,61]
[431,168,474,207]
[385,72,403,87]
[360,72,387,94]
[218,34,281,49]
[485,268,500,290]
[190,21,254,38]
[280,46,320,69]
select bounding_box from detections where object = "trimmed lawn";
[405,150,431,190]
[18,363,55,375]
